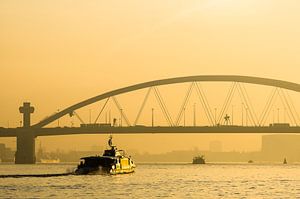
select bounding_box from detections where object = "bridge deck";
[2,126,300,137]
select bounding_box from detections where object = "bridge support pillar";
[15,130,36,164]
[15,102,36,164]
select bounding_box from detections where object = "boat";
[192,155,205,164]
[248,160,254,163]
[75,136,136,175]
[283,158,287,164]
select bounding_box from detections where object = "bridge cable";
[134,87,152,126]
[197,83,214,122]
[153,88,167,123]
[240,83,259,124]
[73,111,85,124]
[267,89,279,125]
[223,82,236,125]
[262,88,295,125]
[259,88,298,126]
[153,87,174,126]
[195,82,214,126]
[236,83,257,126]
[195,82,215,126]
[236,84,255,126]
[218,82,236,125]
[261,88,279,126]
[276,89,292,124]
[153,87,171,126]
[259,87,277,126]
[278,89,298,126]
[235,84,250,125]
[285,90,300,125]
[282,89,300,125]
[112,96,131,126]
[175,82,194,126]
[94,97,110,124]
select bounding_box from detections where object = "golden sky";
[1,0,300,153]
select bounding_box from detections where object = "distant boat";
[283,158,287,164]
[192,155,205,164]
[248,160,254,163]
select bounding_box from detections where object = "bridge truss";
[31,75,300,129]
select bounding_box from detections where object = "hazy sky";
[1,0,300,153]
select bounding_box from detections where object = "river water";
[0,163,299,198]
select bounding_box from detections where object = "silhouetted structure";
[15,102,36,164]
[75,136,135,175]
[0,143,14,162]
[1,75,300,164]
[192,155,205,164]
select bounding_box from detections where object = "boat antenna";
[108,134,113,148]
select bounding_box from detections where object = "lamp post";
[232,105,234,125]
[214,108,217,126]
[151,108,154,127]
[183,108,186,127]
[57,109,60,127]
[277,108,280,123]
[241,103,244,126]
[120,109,123,127]
[193,103,196,127]
[284,108,286,123]
[246,107,248,126]
[89,109,92,124]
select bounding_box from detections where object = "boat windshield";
[103,149,116,156]
[103,149,125,157]
[115,150,125,156]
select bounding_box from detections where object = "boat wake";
[0,167,113,178]
[0,172,74,178]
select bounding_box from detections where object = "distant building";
[261,135,300,162]
[0,143,15,162]
[209,141,222,152]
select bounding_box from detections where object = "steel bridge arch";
[33,75,300,128]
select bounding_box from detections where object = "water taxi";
[75,136,135,175]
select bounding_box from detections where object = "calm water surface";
[0,163,299,198]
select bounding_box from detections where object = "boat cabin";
[102,146,125,157]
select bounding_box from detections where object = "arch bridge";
[1,75,300,164]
